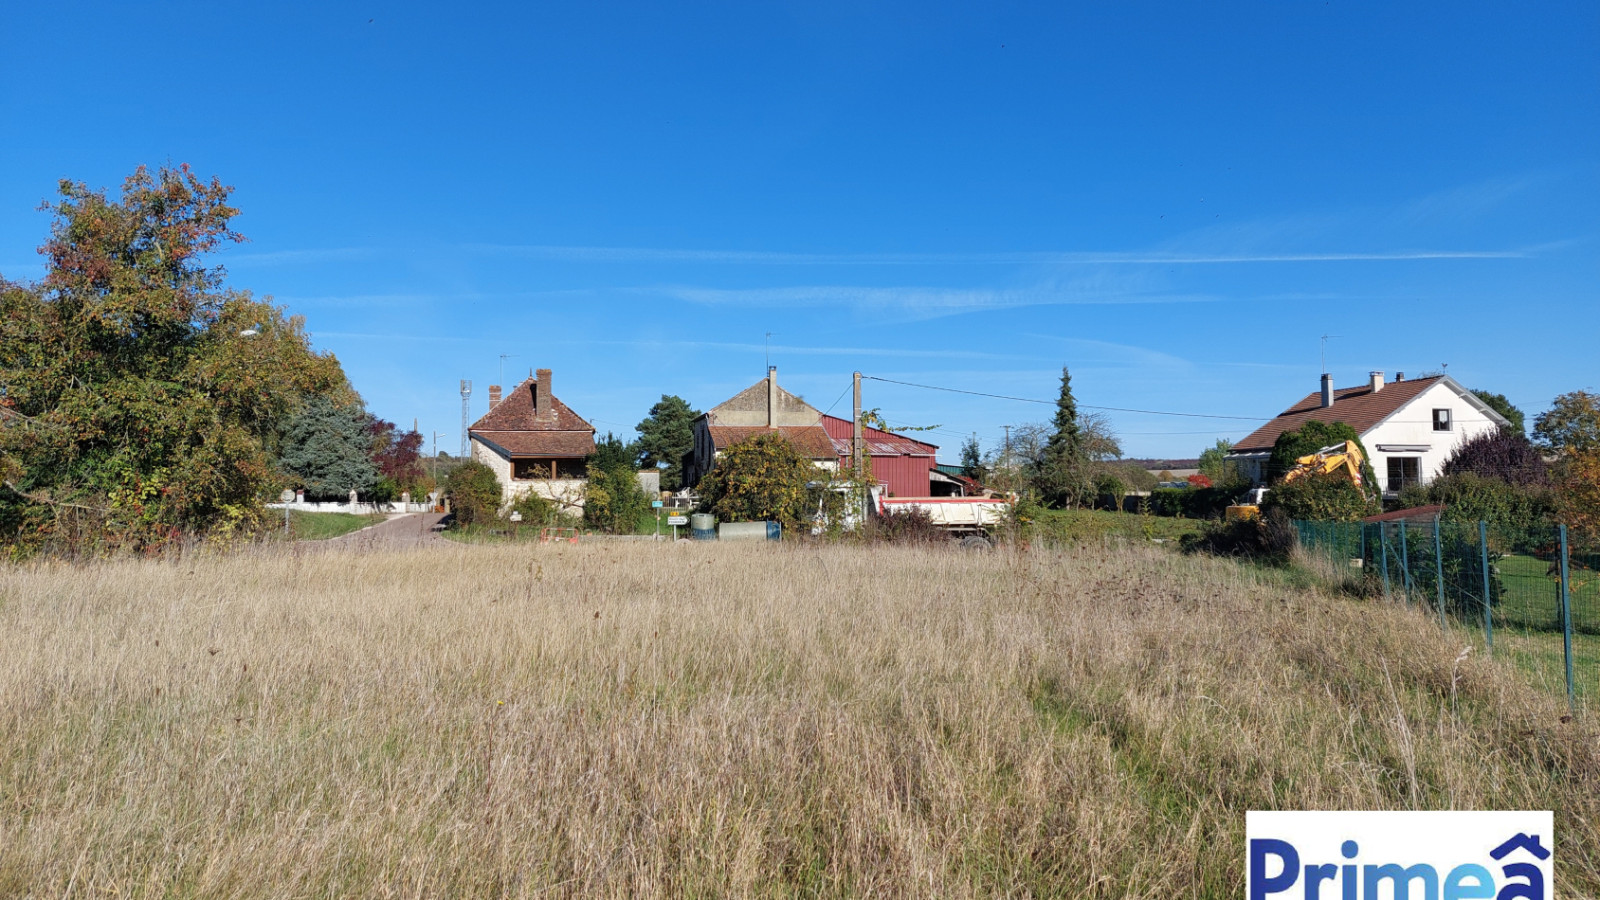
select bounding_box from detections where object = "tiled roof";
[472,431,596,458]
[818,415,938,457]
[707,425,838,459]
[1229,377,1445,453]
[469,376,594,433]
[1364,505,1444,524]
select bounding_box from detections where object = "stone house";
[683,367,838,488]
[468,368,596,510]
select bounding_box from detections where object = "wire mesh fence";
[1293,517,1597,712]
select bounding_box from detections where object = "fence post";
[1400,521,1412,602]
[1433,517,1447,629]
[1479,521,1492,653]
[1559,524,1575,710]
[1380,523,1391,599]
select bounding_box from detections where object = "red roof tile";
[469,376,594,433]
[707,425,838,459]
[472,431,596,458]
[1230,377,1445,453]
[468,375,596,459]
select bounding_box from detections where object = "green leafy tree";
[279,397,380,500]
[1035,366,1093,508]
[1533,390,1600,453]
[443,461,501,526]
[0,165,350,555]
[1471,390,1525,436]
[696,432,816,530]
[584,433,650,534]
[634,396,699,491]
[1197,438,1238,485]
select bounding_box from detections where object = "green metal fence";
[1293,518,1596,711]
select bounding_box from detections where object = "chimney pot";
[1368,370,1384,393]
[1395,371,1405,383]
[488,385,502,408]
[535,369,553,421]
[1320,373,1335,408]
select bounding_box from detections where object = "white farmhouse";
[1225,371,1510,498]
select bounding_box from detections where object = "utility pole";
[852,371,864,473]
[1002,425,1012,470]
[431,431,445,481]
[460,380,472,459]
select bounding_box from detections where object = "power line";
[860,375,1273,422]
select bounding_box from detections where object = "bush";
[1148,485,1244,519]
[1182,508,1298,563]
[444,461,501,526]
[584,462,650,534]
[866,507,948,544]
[1260,477,1374,522]
[1397,471,1556,551]
[505,492,561,528]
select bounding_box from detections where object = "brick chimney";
[1368,371,1384,393]
[1320,373,1334,408]
[535,368,553,422]
[767,366,778,427]
[488,385,502,408]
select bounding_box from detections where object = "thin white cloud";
[225,247,378,266]
[466,243,1526,266]
[659,284,1223,317]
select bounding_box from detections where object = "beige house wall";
[471,437,586,511]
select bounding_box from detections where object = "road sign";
[667,515,688,526]
[651,500,664,508]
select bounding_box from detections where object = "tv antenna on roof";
[499,354,518,387]
[765,332,775,370]
[1320,334,1341,374]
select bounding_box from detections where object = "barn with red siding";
[819,415,938,498]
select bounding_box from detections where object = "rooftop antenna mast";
[459,380,472,458]
[1320,334,1341,374]
[764,332,774,370]
[499,354,518,387]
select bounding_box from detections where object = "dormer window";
[1433,408,1452,431]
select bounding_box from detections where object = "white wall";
[1365,382,1503,496]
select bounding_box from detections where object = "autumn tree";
[0,165,350,554]
[696,432,817,531]
[368,417,429,498]
[634,395,699,491]
[1534,390,1600,454]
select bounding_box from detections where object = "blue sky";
[3,1,1595,461]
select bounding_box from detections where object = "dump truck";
[874,492,1014,547]
[1225,440,1366,521]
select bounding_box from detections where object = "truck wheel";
[959,535,992,550]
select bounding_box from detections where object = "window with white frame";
[1432,408,1452,431]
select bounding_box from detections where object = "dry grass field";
[1,540,1596,897]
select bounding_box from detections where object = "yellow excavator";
[1225,440,1366,521]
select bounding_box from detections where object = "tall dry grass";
[0,540,1595,897]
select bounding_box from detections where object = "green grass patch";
[287,511,385,541]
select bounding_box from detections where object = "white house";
[1225,371,1510,498]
